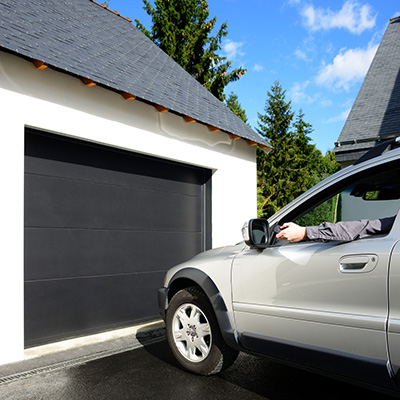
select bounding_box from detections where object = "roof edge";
[0,48,271,151]
[89,0,132,22]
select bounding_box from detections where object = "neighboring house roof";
[334,16,400,163]
[0,0,270,150]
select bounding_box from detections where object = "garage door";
[24,128,211,347]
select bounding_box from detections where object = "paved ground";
[0,323,398,400]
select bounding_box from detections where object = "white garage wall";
[0,104,25,365]
[0,51,257,364]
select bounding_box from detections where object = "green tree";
[302,150,341,191]
[135,0,246,101]
[226,92,248,123]
[257,81,295,218]
[256,81,326,218]
[322,150,341,175]
[296,194,341,227]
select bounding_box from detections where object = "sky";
[107,0,400,154]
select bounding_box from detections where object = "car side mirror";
[242,218,270,249]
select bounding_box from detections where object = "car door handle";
[339,255,378,273]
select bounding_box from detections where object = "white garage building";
[0,0,270,365]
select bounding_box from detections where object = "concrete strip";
[24,320,165,359]
[0,320,166,382]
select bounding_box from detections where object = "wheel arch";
[167,268,240,351]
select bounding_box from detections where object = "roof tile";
[335,18,400,158]
[0,0,269,147]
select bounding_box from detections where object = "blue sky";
[108,0,400,154]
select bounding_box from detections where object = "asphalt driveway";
[0,326,397,400]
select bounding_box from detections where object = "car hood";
[190,242,246,262]
[164,242,247,283]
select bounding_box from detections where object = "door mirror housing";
[242,218,270,249]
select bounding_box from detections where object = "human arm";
[276,216,395,243]
[306,216,395,242]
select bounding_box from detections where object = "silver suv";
[158,140,400,395]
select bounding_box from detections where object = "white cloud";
[316,42,378,90]
[253,64,264,71]
[290,81,310,103]
[290,81,320,104]
[223,39,245,60]
[325,108,351,123]
[320,99,333,107]
[301,1,376,34]
[294,49,310,61]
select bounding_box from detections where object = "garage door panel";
[25,271,164,346]
[24,129,211,346]
[25,229,202,280]
[25,156,203,198]
[25,133,204,197]
[25,174,202,232]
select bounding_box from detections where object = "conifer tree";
[226,92,248,123]
[135,0,246,101]
[292,110,323,189]
[257,81,322,218]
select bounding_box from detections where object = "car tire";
[165,286,239,375]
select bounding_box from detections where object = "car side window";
[297,185,400,229]
[296,193,341,227]
[274,161,400,245]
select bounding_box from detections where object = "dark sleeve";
[306,216,395,242]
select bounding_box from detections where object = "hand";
[276,222,307,243]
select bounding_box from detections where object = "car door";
[232,232,394,355]
[387,237,400,387]
[232,166,400,383]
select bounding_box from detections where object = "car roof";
[353,137,400,165]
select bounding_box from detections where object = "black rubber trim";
[166,268,241,351]
[158,288,169,321]
[240,332,398,392]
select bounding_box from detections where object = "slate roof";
[334,16,400,163]
[0,0,270,150]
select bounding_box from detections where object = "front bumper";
[158,287,169,321]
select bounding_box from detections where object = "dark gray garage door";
[24,128,211,347]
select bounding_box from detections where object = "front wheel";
[165,286,238,375]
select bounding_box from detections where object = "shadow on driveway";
[0,328,397,400]
[137,328,397,400]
